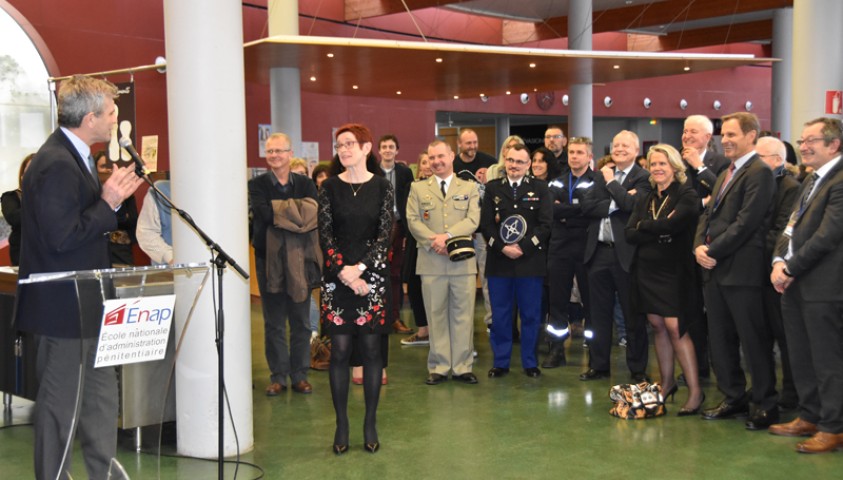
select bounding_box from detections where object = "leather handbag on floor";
[608,382,666,419]
[310,336,331,371]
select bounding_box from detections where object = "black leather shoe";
[524,367,541,378]
[454,372,478,384]
[701,399,749,420]
[745,407,780,430]
[579,369,610,381]
[630,372,651,383]
[425,373,447,385]
[541,344,567,368]
[488,367,510,378]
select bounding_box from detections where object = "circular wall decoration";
[537,91,555,111]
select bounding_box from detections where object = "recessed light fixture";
[453,95,459,100]
[613,65,620,69]
[506,91,512,95]
[533,88,538,92]
[435,58,443,63]
[352,85,359,90]
[309,76,316,81]
[396,91,402,95]
[529,63,536,68]
[683,65,691,71]
[326,53,334,58]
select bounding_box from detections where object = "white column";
[791,0,843,141]
[771,8,793,138]
[164,0,253,457]
[269,0,302,152]
[569,1,593,139]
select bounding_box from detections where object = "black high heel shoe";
[677,392,706,417]
[333,444,349,455]
[364,442,380,453]
[663,384,679,403]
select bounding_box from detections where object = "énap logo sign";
[95,294,176,368]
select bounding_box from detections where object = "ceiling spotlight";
[683,65,691,71]
[613,65,620,69]
[435,58,443,63]
[529,63,536,68]
[506,91,512,95]
[309,76,316,81]
[326,53,334,58]
[352,85,359,90]
[453,95,459,100]
[396,91,402,95]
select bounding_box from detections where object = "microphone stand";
[137,168,248,480]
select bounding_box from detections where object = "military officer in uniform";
[407,140,482,385]
[481,144,553,378]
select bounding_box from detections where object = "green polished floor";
[2,297,840,479]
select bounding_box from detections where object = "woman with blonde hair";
[625,144,704,416]
[486,134,525,181]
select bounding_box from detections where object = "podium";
[14,263,210,478]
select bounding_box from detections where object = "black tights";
[329,333,383,446]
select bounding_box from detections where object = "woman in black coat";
[626,144,704,416]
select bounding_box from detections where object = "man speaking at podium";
[16,75,143,479]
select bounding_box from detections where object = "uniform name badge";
[500,214,527,244]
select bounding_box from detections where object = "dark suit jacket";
[15,129,118,338]
[686,150,730,201]
[388,162,414,224]
[775,159,843,301]
[581,163,652,272]
[249,171,318,257]
[694,155,775,286]
[481,176,552,277]
[765,168,800,261]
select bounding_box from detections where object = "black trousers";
[547,248,590,338]
[781,292,843,433]
[586,245,648,374]
[704,281,777,410]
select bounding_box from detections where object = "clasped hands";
[339,265,369,296]
[429,233,450,256]
[770,262,793,293]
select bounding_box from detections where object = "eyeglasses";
[334,141,359,151]
[505,157,530,166]
[545,134,564,140]
[266,148,291,155]
[795,137,825,147]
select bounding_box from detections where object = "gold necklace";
[649,194,670,219]
[350,182,364,197]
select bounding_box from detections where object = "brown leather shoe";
[769,418,818,437]
[796,432,843,454]
[265,382,286,396]
[392,320,413,334]
[292,380,313,394]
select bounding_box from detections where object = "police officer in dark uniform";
[542,137,598,368]
[481,144,552,378]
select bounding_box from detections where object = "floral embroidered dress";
[318,175,393,334]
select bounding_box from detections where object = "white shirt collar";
[60,126,92,171]
[815,155,842,180]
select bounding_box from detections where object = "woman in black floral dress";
[319,123,393,454]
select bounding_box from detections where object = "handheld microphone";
[118,137,148,177]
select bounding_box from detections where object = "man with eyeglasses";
[481,144,552,378]
[377,134,415,335]
[693,112,777,430]
[757,135,800,411]
[769,117,843,453]
[682,115,730,204]
[249,132,319,396]
[579,130,651,382]
[542,137,597,368]
[544,126,569,171]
